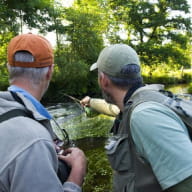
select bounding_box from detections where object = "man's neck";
[11,81,42,101]
[112,89,127,112]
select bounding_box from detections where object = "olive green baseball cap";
[90,44,140,78]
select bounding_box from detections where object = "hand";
[58,147,87,186]
[80,96,91,107]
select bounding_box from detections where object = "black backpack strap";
[0,109,33,123]
[10,91,26,107]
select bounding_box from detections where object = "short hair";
[103,64,143,89]
[8,51,49,85]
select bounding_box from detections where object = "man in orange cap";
[0,33,86,192]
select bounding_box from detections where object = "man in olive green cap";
[90,44,192,192]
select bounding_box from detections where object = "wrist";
[85,96,91,107]
[88,97,91,105]
[67,167,86,186]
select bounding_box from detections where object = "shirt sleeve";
[8,139,81,192]
[63,182,82,192]
[90,98,120,117]
[130,101,192,190]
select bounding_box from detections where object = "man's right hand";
[58,147,87,186]
[80,96,91,107]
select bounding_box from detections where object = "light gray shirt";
[0,91,81,192]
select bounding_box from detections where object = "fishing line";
[52,117,70,146]
[63,93,86,114]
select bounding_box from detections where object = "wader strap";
[0,109,32,123]
[125,94,162,191]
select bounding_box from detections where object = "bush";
[142,65,192,85]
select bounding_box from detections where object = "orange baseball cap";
[8,33,54,68]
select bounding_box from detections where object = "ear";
[46,64,54,80]
[99,72,110,90]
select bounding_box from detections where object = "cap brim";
[90,63,97,71]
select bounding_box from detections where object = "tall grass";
[142,65,192,85]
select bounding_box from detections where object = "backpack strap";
[10,91,26,107]
[126,86,192,140]
[0,109,33,123]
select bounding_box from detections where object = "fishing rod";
[63,93,81,103]
[52,93,86,147]
[63,93,86,113]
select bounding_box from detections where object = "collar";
[123,83,144,105]
[8,85,52,120]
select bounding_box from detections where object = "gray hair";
[101,64,143,90]
[8,51,49,85]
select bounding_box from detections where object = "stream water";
[47,103,114,192]
[47,84,191,192]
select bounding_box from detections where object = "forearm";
[89,98,119,117]
[66,166,85,187]
[10,141,83,192]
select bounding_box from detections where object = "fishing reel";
[55,139,72,183]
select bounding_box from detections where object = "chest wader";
[105,90,162,192]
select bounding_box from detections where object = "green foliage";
[63,1,105,64]
[0,1,19,34]
[107,0,192,68]
[44,0,106,101]
[142,65,192,85]
[0,0,56,91]
[6,0,53,9]
[0,32,14,91]
[43,45,89,102]
[83,147,112,192]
